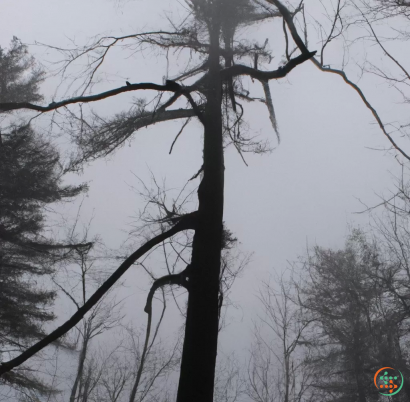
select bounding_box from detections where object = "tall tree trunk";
[176,5,224,402]
[70,325,89,402]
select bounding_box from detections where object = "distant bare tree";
[50,231,124,402]
[63,320,180,402]
[213,353,243,402]
[246,274,312,402]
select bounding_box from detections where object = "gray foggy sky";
[1,0,406,382]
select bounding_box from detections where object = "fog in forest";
[1,0,410,401]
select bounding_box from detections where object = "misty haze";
[1,0,410,401]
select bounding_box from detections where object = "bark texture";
[176,5,224,401]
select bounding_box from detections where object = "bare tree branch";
[266,0,410,161]
[144,265,192,314]
[0,211,198,376]
[0,81,188,113]
[221,51,317,81]
[169,118,192,154]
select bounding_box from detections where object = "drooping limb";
[129,264,192,402]
[144,264,193,314]
[0,211,198,376]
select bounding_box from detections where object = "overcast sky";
[1,0,407,396]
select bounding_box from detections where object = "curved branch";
[129,304,152,402]
[0,212,198,376]
[266,0,410,161]
[144,267,191,314]
[313,66,410,160]
[221,51,317,81]
[0,81,186,113]
[358,8,410,81]
[132,264,192,402]
[169,118,191,154]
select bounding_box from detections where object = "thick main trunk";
[176,8,223,402]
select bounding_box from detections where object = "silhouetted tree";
[0,38,88,399]
[296,230,410,402]
[2,1,407,401]
[247,275,313,402]
[0,37,44,106]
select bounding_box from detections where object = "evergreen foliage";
[0,38,86,397]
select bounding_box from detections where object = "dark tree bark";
[176,6,224,401]
[0,3,317,401]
